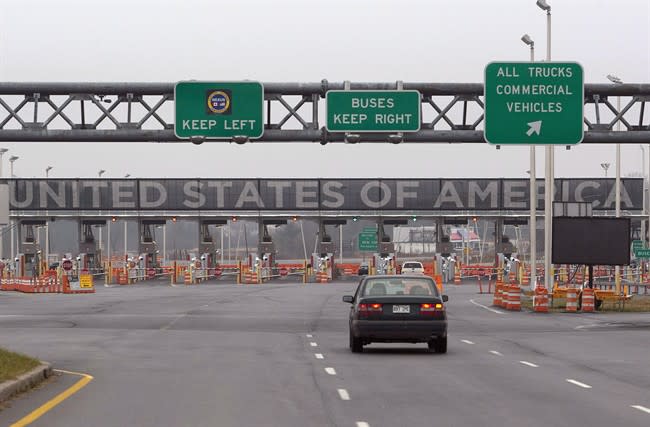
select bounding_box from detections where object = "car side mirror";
[442,295,449,302]
[342,295,354,303]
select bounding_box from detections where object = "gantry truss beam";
[0,82,648,143]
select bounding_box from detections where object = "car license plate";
[393,305,410,314]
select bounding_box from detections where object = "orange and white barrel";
[566,287,578,312]
[581,288,595,312]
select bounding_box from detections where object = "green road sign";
[634,248,650,258]
[174,81,264,140]
[326,90,421,132]
[358,232,378,252]
[632,240,644,251]
[484,62,584,145]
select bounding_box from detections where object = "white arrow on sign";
[526,120,542,136]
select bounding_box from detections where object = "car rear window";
[362,278,438,297]
[403,262,423,269]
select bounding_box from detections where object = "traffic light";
[231,216,238,222]
[411,215,417,222]
[111,216,117,222]
[292,216,298,222]
[352,216,359,222]
[472,216,478,223]
[171,216,177,223]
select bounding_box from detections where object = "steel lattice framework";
[0,82,648,143]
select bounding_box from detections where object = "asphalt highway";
[1,278,650,427]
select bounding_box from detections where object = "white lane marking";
[325,367,337,375]
[356,423,370,427]
[315,353,324,359]
[306,334,313,338]
[461,339,475,345]
[489,350,503,356]
[310,342,318,347]
[337,388,350,400]
[566,379,592,389]
[469,299,505,314]
[631,405,650,414]
[519,361,539,368]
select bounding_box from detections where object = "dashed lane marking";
[310,342,318,347]
[315,353,324,359]
[306,334,313,338]
[519,361,539,368]
[325,367,337,375]
[356,422,370,427]
[631,405,650,414]
[461,339,475,345]
[489,350,503,356]
[469,299,505,314]
[566,379,592,389]
[337,388,350,401]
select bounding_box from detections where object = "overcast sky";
[0,0,648,179]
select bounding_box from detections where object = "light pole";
[123,174,130,259]
[0,148,8,178]
[600,163,610,177]
[522,33,537,290]
[641,146,646,249]
[44,165,53,265]
[97,169,106,260]
[536,0,554,291]
[0,148,7,260]
[45,166,53,178]
[9,155,19,178]
[607,74,624,295]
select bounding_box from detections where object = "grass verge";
[0,347,41,383]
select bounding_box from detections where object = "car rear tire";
[349,330,363,353]
[434,336,447,354]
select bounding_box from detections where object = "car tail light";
[420,303,444,313]
[359,303,383,317]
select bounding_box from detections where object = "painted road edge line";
[337,388,350,401]
[566,379,592,389]
[489,350,503,356]
[325,367,337,375]
[519,361,539,368]
[469,299,505,314]
[11,369,94,427]
[630,405,650,414]
[315,353,324,359]
[461,339,475,345]
[356,422,370,427]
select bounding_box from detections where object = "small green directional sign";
[358,232,378,252]
[634,248,650,258]
[484,62,584,145]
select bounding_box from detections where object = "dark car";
[343,275,448,353]
[358,262,369,276]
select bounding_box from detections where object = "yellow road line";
[10,369,93,427]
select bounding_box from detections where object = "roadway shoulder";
[0,363,52,403]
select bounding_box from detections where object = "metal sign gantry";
[0,82,647,143]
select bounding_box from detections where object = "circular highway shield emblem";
[207,90,230,114]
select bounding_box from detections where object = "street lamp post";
[607,74,624,295]
[522,33,537,290]
[600,163,610,177]
[536,0,554,291]
[9,155,19,178]
[97,170,106,259]
[0,148,8,178]
[641,146,646,249]
[0,148,7,260]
